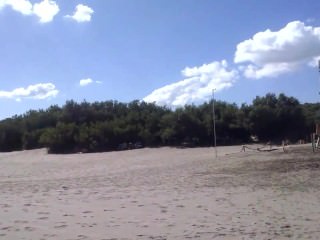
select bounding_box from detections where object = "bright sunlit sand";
[0,145,319,239]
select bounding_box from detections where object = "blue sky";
[1,0,320,119]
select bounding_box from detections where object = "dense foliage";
[0,93,319,153]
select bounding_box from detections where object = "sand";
[0,145,320,239]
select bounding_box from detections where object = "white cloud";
[235,21,320,79]
[306,18,315,23]
[0,83,59,101]
[0,0,33,15]
[145,21,320,107]
[79,78,93,86]
[33,0,59,23]
[242,63,298,79]
[79,78,102,86]
[0,0,59,22]
[143,60,238,107]
[308,56,320,68]
[65,4,93,23]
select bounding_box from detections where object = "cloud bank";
[235,21,320,79]
[143,60,238,107]
[144,20,320,107]
[65,4,94,23]
[0,83,59,101]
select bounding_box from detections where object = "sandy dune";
[0,145,320,239]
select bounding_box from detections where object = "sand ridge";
[0,145,319,239]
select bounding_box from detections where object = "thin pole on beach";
[212,89,217,158]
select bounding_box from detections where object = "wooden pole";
[212,89,217,158]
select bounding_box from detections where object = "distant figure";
[282,140,289,153]
[316,123,320,135]
[241,145,246,152]
[267,141,272,150]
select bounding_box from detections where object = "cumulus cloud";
[0,0,59,22]
[79,78,102,86]
[81,78,103,86]
[33,0,59,23]
[0,0,33,15]
[308,56,320,68]
[144,21,320,107]
[65,4,93,22]
[235,21,320,79]
[0,83,59,101]
[241,63,298,79]
[143,60,238,107]
[79,78,93,86]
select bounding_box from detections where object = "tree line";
[0,93,319,153]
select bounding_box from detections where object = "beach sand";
[0,145,319,239]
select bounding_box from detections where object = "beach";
[0,145,319,239]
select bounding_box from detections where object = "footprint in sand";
[43,234,57,238]
[79,223,96,228]
[54,222,68,229]
[23,195,32,199]
[148,235,167,239]
[77,234,88,239]
[1,226,13,231]
[24,226,35,232]
[82,211,92,214]
[38,212,50,215]
[160,206,167,213]
[103,209,113,212]
[0,204,11,208]
[14,220,28,224]
[54,224,68,229]
[176,204,185,208]
[63,213,74,217]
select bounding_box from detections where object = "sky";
[1,0,320,119]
